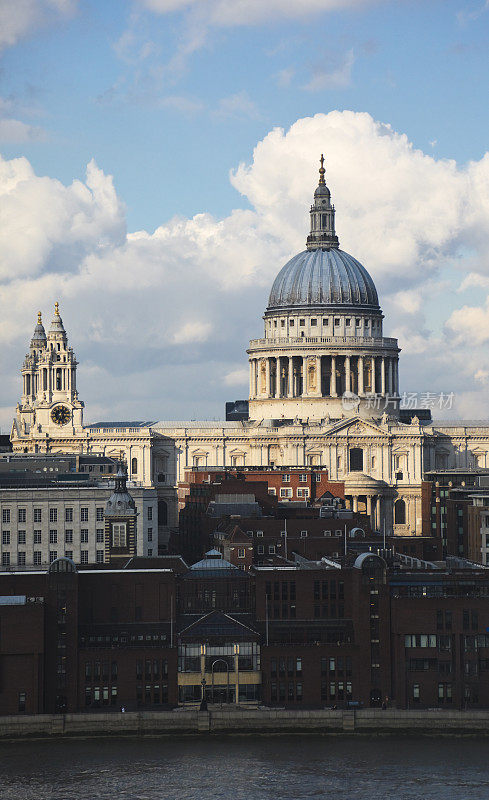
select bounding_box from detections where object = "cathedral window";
[299,319,305,326]
[334,318,340,326]
[158,500,168,526]
[112,523,127,548]
[345,318,351,326]
[311,319,317,326]
[56,368,62,390]
[131,457,138,474]
[323,318,328,325]
[350,448,363,472]
[394,499,406,525]
[289,319,294,327]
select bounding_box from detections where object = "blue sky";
[2,0,489,229]
[1,0,489,427]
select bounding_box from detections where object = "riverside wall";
[0,709,489,739]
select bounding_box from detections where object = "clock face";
[51,405,71,426]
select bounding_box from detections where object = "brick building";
[2,547,489,714]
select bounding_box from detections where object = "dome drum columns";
[248,352,400,418]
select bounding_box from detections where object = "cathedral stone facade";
[10,159,489,537]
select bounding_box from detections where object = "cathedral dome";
[267,247,379,312]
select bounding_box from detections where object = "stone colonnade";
[249,354,399,399]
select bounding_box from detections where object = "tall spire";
[306,155,339,251]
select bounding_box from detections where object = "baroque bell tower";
[11,303,85,451]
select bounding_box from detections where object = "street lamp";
[200,677,207,711]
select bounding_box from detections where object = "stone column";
[381,357,386,396]
[366,495,372,521]
[345,355,351,393]
[358,356,364,395]
[330,355,337,397]
[249,360,254,399]
[388,358,393,395]
[352,496,358,513]
[265,357,271,397]
[371,356,376,393]
[288,356,294,398]
[394,359,399,395]
[274,357,281,398]
[316,354,322,397]
[301,356,307,396]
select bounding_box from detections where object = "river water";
[1,735,488,800]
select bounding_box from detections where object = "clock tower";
[11,303,85,451]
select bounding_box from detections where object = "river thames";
[1,735,489,800]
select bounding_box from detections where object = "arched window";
[394,498,406,525]
[158,500,168,526]
[56,368,62,390]
[350,448,363,472]
[131,457,138,475]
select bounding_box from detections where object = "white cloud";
[213,91,259,120]
[172,321,213,344]
[4,110,489,426]
[139,0,381,27]
[303,49,355,91]
[224,368,249,386]
[0,0,77,52]
[0,117,46,143]
[275,67,295,88]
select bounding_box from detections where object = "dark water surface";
[1,735,489,800]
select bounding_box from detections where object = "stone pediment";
[327,417,387,437]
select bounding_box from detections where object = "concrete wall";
[1,708,489,739]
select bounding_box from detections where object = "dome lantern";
[306,154,339,251]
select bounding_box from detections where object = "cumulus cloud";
[4,110,489,428]
[0,0,77,52]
